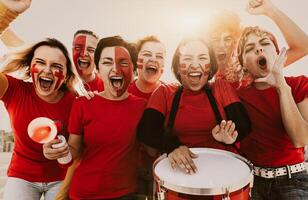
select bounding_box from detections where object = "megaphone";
[27,117,57,144]
[27,117,72,165]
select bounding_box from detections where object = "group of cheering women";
[0,0,307,200]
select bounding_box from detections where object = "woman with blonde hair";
[0,37,79,200]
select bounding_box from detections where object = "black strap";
[204,86,241,154]
[165,84,241,154]
[204,86,223,123]
[166,85,183,132]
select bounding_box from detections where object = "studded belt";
[253,162,307,179]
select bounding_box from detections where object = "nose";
[42,65,52,73]
[80,48,88,56]
[255,48,263,55]
[111,63,119,72]
[190,60,201,69]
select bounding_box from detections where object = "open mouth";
[39,77,54,91]
[188,72,202,82]
[78,58,90,69]
[257,56,267,70]
[217,52,226,61]
[109,76,123,89]
[145,65,158,75]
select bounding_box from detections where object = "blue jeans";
[252,171,308,200]
[3,177,62,200]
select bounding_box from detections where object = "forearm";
[137,108,182,153]
[265,6,308,65]
[0,1,18,34]
[0,73,8,99]
[278,84,308,147]
[0,29,24,47]
[224,102,251,142]
[67,134,82,159]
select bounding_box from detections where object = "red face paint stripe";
[31,64,39,86]
[114,47,133,97]
[54,70,65,90]
[137,58,143,69]
[73,35,87,75]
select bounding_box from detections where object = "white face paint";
[178,40,211,91]
[137,41,165,84]
[98,46,133,98]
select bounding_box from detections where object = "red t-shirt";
[128,80,163,171]
[147,79,240,150]
[1,75,74,182]
[83,74,104,92]
[128,80,153,100]
[238,76,308,167]
[68,95,146,199]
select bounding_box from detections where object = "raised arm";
[0,0,31,34]
[247,0,308,66]
[0,28,24,47]
[256,48,308,147]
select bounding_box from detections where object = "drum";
[153,148,253,200]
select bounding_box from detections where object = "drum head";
[154,148,252,195]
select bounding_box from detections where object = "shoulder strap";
[204,85,241,154]
[166,85,183,131]
[204,86,222,123]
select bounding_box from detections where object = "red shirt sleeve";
[212,79,240,107]
[146,84,169,115]
[1,75,22,103]
[286,76,308,103]
[68,97,85,135]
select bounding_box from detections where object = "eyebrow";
[34,58,45,62]
[199,54,209,57]
[141,50,152,54]
[259,38,270,43]
[35,58,64,67]
[181,54,193,57]
[101,57,113,62]
[244,43,255,49]
[52,63,64,68]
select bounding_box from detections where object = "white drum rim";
[153,148,253,196]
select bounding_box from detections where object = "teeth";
[40,77,53,81]
[147,65,156,69]
[79,59,89,62]
[189,72,202,77]
[110,76,123,80]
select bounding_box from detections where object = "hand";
[0,0,32,14]
[168,146,198,174]
[246,0,275,16]
[76,82,95,100]
[255,47,287,88]
[212,120,238,144]
[43,138,70,160]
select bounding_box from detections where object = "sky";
[0,0,307,131]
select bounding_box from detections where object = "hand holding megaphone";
[28,117,72,165]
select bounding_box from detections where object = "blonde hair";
[0,38,80,93]
[205,10,242,40]
[237,26,280,66]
